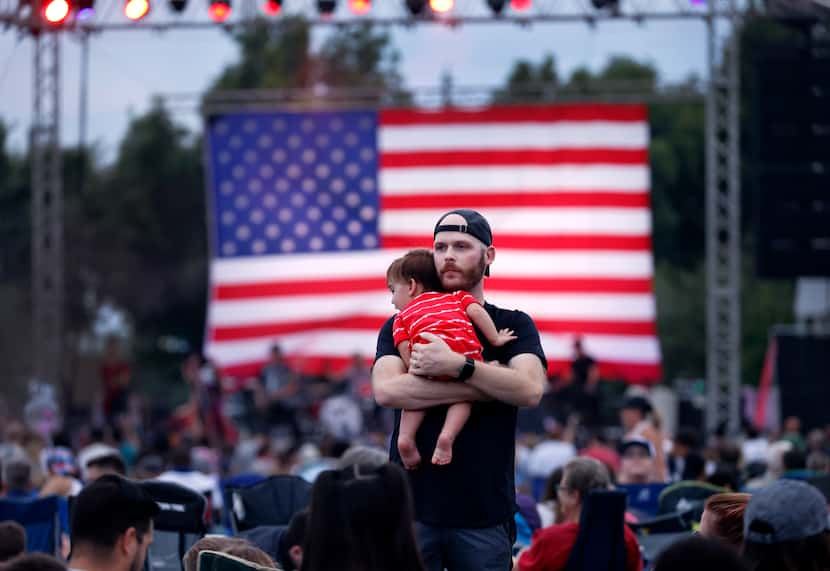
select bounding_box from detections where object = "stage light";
[208,0,230,20]
[124,0,149,19]
[429,0,452,12]
[170,0,187,12]
[263,0,280,14]
[42,0,70,24]
[317,0,336,15]
[405,0,426,15]
[487,0,506,14]
[348,0,369,14]
[77,0,95,19]
[591,0,618,9]
[511,0,531,10]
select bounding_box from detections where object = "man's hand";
[409,332,466,379]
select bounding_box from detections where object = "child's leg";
[432,402,472,466]
[398,409,425,469]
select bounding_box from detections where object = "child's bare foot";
[431,433,454,465]
[398,436,421,469]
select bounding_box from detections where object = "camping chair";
[564,489,628,571]
[141,480,209,571]
[236,525,285,565]
[220,474,266,532]
[197,550,278,571]
[657,480,726,518]
[616,483,668,518]
[0,495,63,556]
[226,475,311,534]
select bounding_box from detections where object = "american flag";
[204,104,661,384]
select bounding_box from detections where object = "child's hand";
[492,328,516,346]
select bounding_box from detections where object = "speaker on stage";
[775,333,830,431]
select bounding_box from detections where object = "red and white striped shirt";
[392,291,484,360]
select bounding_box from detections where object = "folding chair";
[140,480,209,571]
[226,475,311,534]
[564,489,628,571]
[616,483,668,518]
[657,480,726,518]
[196,550,278,571]
[0,495,63,556]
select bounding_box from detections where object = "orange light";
[348,0,370,13]
[510,0,531,10]
[124,0,149,19]
[429,0,452,12]
[263,0,280,14]
[42,0,70,24]
[208,0,230,20]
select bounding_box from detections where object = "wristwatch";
[456,357,476,382]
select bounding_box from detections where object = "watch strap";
[456,357,475,382]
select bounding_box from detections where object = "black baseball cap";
[620,395,653,415]
[434,209,493,276]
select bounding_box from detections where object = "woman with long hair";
[301,463,425,571]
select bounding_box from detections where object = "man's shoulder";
[483,302,537,325]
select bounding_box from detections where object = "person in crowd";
[667,428,700,482]
[155,444,223,514]
[652,535,750,571]
[744,440,793,490]
[277,508,308,571]
[699,492,751,549]
[334,445,387,470]
[578,430,620,478]
[618,395,667,481]
[301,463,424,571]
[536,467,563,528]
[807,450,830,474]
[99,336,132,424]
[84,452,127,483]
[514,457,641,571]
[525,417,577,497]
[1,459,35,498]
[67,474,159,571]
[0,521,26,562]
[742,479,830,571]
[741,425,769,469]
[2,553,67,571]
[559,338,600,427]
[387,248,516,468]
[616,439,658,484]
[183,537,276,571]
[780,416,806,451]
[259,344,303,443]
[373,209,547,571]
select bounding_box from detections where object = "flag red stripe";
[534,319,657,336]
[382,234,652,251]
[380,149,648,168]
[381,192,650,210]
[220,357,661,384]
[380,105,647,126]
[213,277,654,301]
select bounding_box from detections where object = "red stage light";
[511,0,531,10]
[429,0,452,13]
[263,0,280,14]
[42,0,70,24]
[348,0,369,14]
[124,0,149,20]
[208,0,230,21]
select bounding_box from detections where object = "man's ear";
[485,245,496,266]
[118,527,138,557]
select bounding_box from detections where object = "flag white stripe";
[379,123,648,151]
[380,165,649,193]
[381,208,652,236]
[205,332,660,367]
[210,251,655,284]
[208,292,656,326]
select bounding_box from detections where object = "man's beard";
[440,251,487,292]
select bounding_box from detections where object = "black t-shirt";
[374,301,547,528]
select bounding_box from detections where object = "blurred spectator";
[1,459,34,498]
[2,553,67,571]
[806,429,828,454]
[99,336,131,424]
[0,521,26,562]
[619,395,667,481]
[335,445,387,470]
[155,444,223,513]
[741,425,769,466]
[780,449,812,480]
[742,479,830,571]
[536,466,563,528]
[807,451,830,474]
[578,430,620,478]
[514,457,641,571]
[745,440,793,490]
[84,452,127,483]
[780,416,806,451]
[706,466,740,491]
[525,417,576,490]
[277,508,308,571]
[700,492,751,548]
[617,439,657,484]
[132,453,165,480]
[652,536,750,571]
[558,338,600,427]
[302,463,424,571]
[259,345,303,443]
[183,537,275,571]
[667,428,700,482]
[68,475,159,571]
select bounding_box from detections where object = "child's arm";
[466,303,516,346]
[397,340,412,369]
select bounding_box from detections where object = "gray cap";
[744,479,828,544]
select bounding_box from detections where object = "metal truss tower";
[705,0,742,435]
[30,17,64,387]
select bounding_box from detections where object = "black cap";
[434,209,493,276]
[620,395,652,415]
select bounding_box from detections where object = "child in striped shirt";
[387,249,516,469]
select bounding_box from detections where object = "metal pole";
[79,31,89,151]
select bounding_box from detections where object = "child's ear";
[408,278,418,296]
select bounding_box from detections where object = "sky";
[0,14,707,159]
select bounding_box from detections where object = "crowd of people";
[0,209,828,571]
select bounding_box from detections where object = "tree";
[492,54,557,103]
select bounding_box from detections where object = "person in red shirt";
[99,336,131,422]
[515,457,643,571]
[387,249,515,469]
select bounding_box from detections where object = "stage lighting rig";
[77,0,95,19]
[124,0,149,20]
[208,0,230,21]
[263,0,280,14]
[317,0,336,15]
[42,0,70,24]
[405,0,426,15]
[429,0,452,13]
[511,0,531,10]
[348,0,369,14]
[170,0,187,13]
[487,0,506,14]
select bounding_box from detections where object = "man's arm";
[410,332,545,407]
[372,354,488,410]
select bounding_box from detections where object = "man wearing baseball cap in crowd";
[742,479,830,571]
[373,209,548,571]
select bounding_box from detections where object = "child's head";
[386,249,444,310]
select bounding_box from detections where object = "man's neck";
[69,553,124,571]
[468,282,485,304]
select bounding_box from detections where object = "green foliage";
[492,54,557,103]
